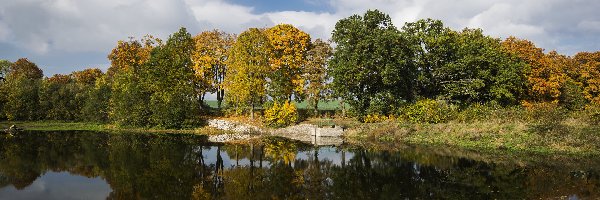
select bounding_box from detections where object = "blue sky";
[1,0,600,77]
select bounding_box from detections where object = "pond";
[0,131,599,199]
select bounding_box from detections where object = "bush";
[264,101,298,128]
[364,114,391,123]
[399,99,456,123]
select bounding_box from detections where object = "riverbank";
[345,120,600,157]
[3,118,599,157]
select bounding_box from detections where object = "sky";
[1,0,600,76]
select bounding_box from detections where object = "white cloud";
[0,0,599,76]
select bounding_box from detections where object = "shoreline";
[2,119,599,158]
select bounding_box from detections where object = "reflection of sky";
[198,146,356,168]
[297,146,355,166]
[0,172,111,200]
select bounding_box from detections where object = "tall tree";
[4,58,43,120]
[39,74,77,120]
[224,28,272,119]
[192,30,235,108]
[107,36,159,126]
[107,35,161,77]
[72,68,109,122]
[304,39,333,116]
[501,37,568,104]
[437,29,527,105]
[574,51,600,104]
[329,10,415,119]
[265,24,311,102]
[142,27,198,128]
[402,19,459,98]
[0,60,12,119]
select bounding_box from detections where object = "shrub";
[364,114,390,123]
[400,99,456,123]
[264,101,298,128]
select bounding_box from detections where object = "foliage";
[402,19,458,99]
[142,27,199,128]
[363,114,392,123]
[574,51,600,104]
[0,60,12,119]
[107,37,158,127]
[399,99,456,123]
[501,37,570,103]
[304,39,333,116]
[39,74,77,120]
[265,24,311,102]
[107,35,161,76]
[192,30,235,107]
[224,28,271,118]
[264,101,298,128]
[329,9,416,120]
[78,72,111,122]
[438,29,527,105]
[3,58,43,120]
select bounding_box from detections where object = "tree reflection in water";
[0,131,599,199]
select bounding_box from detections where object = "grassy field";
[0,121,228,135]
[345,120,600,157]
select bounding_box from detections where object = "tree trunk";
[250,102,255,119]
[217,89,224,109]
[313,100,319,117]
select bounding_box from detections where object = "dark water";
[0,131,599,199]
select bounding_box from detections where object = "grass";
[344,120,600,157]
[0,121,228,135]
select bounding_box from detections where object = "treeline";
[1,9,600,127]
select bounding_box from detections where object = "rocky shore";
[207,119,345,145]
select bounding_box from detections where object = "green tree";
[438,29,527,105]
[224,28,272,119]
[72,68,110,122]
[265,24,311,102]
[304,39,333,116]
[192,30,235,108]
[402,19,458,98]
[4,58,44,120]
[0,60,12,119]
[107,37,159,126]
[39,74,77,120]
[329,10,416,119]
[142,27,198,128]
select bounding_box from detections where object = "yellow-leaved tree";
[192,30,235,108]
[501,37,569,104]
[265,24,311,102]
[224,28,272,119]
[574,51,600,104]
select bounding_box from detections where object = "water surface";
[0,131,598,199]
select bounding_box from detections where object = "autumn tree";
[265,24,311,102]
[192,30,235,108]
[329,10,416,119]
[571,52,600,105]
[501,37,567,104]
[107,35,161,77]
[4,58,44,120]
[107,36,160,126]
[142,27,198,128]
[304,39,333,116]
[224,28,272,119]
